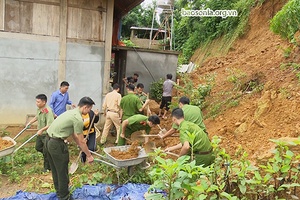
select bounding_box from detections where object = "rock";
[219,128,226,134]
[240,114,248,123]
[235,122,242,127]
[234,122,247,136]
[254,91,271,120]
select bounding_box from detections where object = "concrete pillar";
[58,0,67,86]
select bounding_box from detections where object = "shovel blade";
[69,162,78,174]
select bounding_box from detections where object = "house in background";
[0,0,143,124]
[0,0,178,124]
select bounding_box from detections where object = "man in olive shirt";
[120,84,150,121]
[136,83,148,104]
[165,108,214,167]
[160,96,207,139]
[45,97,95,200]
[26,94,54,172]
[118,114,160,145]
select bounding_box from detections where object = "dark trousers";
[45,136,70,200]
[81,132,96,163]
[35,134,50,170]
[160,96,172,111]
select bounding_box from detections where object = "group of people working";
[25,73,214,200]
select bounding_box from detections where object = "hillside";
[188,0,300,162]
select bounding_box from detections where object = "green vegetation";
[149,78,164,102]
[147,136,300,199]
[270,0,300,44]
[2,130,300,199]
[121,39,137,47]
[174,0,260,63]
[121,0,261,64]
[226,68,247,91]
[174,73,215,109]
[280,62,300,82]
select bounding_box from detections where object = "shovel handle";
[157,125,163,131]
[138,135,160,137]
[94,158,119,168]
[166,152,179,157]
[13,126,29,140]
[13,133,38,153]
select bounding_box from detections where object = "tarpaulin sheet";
[0,183,150,200]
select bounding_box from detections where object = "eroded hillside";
[190,0,300,162]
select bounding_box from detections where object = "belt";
[47,135,65,142]
[195,148,213,155]
[107,110,118,113]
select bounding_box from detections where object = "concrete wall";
[66,43,104,110]
[0,33,104,124]
[125,50,178,93]
[0,34,59,124]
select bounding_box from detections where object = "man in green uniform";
[118,114,160,145]
[120,84,150,120]
[165,108,214,167]
[26,94,54,172]
[136,83,148,104]
[160,96,207,139]
[45,97,95,200]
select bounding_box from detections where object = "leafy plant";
[121,39,137,47]
[226,68,247,91]
[149,78,164,102]
[147,136,300,199]
[175,73,215,109]
[270,0,300,43]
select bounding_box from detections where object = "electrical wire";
[133,47,156,82]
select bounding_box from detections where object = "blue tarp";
[0,183,150,200]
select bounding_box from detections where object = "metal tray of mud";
[0,137,17,157]
[103,145,148,167]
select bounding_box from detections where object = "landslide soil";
[191,0,300,162]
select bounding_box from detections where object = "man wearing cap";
[165,108,214,167]
[45,97,95,200]
[119,114,160,145]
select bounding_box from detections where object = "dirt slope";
[189,0,300,162]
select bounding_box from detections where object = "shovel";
[69,114,96,174]
[144,141,156,154]
[144,142,179,158]
[165,151,179,157]
[13,132,38,154]
[69,151,82,174]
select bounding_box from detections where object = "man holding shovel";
[118,114,160,145]
[165,108,214,167]
[26,94,54,172]
[120,84,150,121]
[45,97,95,200]
[160,96,207,139]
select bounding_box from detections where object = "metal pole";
[171,6,174,50]
[149,7,156,49]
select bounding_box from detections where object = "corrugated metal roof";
[130,26,167,32]
[114,0,144,19]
